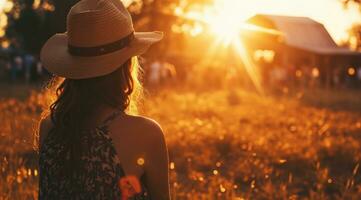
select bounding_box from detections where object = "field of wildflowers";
[1,85,361,199]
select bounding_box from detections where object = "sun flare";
[207,0,254,45]
[208,15,241,46]
[183,0,265,93]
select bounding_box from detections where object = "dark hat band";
[68,32,134,57]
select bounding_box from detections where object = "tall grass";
[1,85,361,199]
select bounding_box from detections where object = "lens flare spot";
[312,67,320,78]
[137,157,145,166]
[219,184,226,193]
[348,67,356,76]
[170,162,175,170]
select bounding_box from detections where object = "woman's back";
[38,0,169,198]
[39,111,150,199]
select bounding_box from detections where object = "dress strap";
[98,110,124,128]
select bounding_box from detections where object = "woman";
[38,0,170,199]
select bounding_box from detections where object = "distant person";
[36,60,43,78]
[10,54,23,82]
[332,69,341,87]
[148,59,177,86]
[148,59,162,86]
[270,65,287,87]
[23,54,35,83]
[161,62,177,83]
[37,0,169,199]
[7,41,21,81]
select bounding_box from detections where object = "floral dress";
[39,111,149,200]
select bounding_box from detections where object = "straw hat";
[40,0,163,79]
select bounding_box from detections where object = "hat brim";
[40,31,163,79]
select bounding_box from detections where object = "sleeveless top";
[39,111,150,200]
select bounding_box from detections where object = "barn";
[244,14,361,87]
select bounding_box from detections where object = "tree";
[343,0,361,5]
[3,0,79,54]
[3,0,211,54]
[348,24,361,51]
[340,0,361,50]
[50,0,79,33]
[13,0,42,53]
[342,0,361,10]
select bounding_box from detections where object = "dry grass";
[1,84,361,199]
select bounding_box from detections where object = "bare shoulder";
[39,115,53,146]
[126,115,164,138]
[117,114,165,145]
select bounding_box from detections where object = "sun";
[204,0,264,92]
[173,0,265,93]
[176,0,256,45]
[208,14,242,46]
[207,0,255,45]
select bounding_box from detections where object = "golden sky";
[125,0,361,43]
[0,0,360,43]
[235,0,361,43]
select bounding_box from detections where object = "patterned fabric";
[39,111,149,200]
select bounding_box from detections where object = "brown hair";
[41,57,142,172]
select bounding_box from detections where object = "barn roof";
[247,14,361,56]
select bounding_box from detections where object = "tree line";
[2,0,361,54]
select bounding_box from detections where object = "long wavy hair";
[39,56,143,172]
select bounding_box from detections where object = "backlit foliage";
[1,86,361,199]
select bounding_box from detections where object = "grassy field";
[1,84,361,199]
